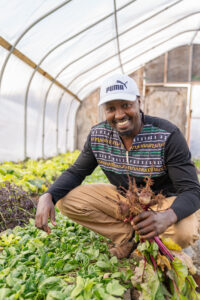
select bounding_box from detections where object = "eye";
[122,103,131,109]
[106,106,115,112]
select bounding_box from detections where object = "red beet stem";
[150,254,157,271]
[123,216,133,223]
[154,236,174,261]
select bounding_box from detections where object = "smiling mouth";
[118,120,129,125]
[116,120,130,129]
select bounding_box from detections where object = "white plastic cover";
[190,85,200,158]
[0,0,200,161]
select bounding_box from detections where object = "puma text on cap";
[99,74,140,106]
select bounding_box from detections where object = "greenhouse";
[0,0,200,299]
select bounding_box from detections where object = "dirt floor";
[186,210,200,275]
[184,240,200,275]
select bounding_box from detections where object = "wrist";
[165,208,178,226]
[38,193,53,203]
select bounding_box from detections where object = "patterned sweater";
[47,115,200,221]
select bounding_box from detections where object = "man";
[35,74,200,259]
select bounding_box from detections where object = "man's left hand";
[131,208,178,240]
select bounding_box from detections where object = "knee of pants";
[170,221,199,249]
[173,232,197,249]
[161,230,193,249]
[56,195,91,217]
[160,210,199,249]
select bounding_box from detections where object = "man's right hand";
[35,193,56,234]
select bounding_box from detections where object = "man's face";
[104,99,141,137]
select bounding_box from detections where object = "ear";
[136,96,141,107]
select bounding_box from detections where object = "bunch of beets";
[113,176,200,299]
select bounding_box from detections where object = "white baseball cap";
[99,73,140,106]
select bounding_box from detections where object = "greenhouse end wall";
[75,45,200,158]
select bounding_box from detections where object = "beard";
[117,129,134,137]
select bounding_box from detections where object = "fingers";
[42,224,51,234]
[132,214,152,231]
[139,231,157,240]
[133,221,157,237]
[132,211,152,224]
[35,213,51,234]
[35,194,55,234]
[133,220,158,239]
[131,211,159,240]
[131,210,176,241]
[50,207,56,226]
[131,211,153,229]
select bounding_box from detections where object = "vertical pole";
[143,64,147,113]
[56,92,65,155]
[186,45,193,145]
[186,84,192,145]
[65,98,74,152]
[164,52,168,83]
[24,92,27,159]
[41,96,47,158]
[73,102,81,151]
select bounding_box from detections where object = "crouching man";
[35,74,200,258]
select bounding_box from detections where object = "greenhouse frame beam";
[25,0,136,158]
[65,99,75,152]
[24,0,182,107]
[67,12,200,89]
[190,25,200,45]
[75,29,200,96]
[24,0,136,106]
[113,0,124,73]
[44,93,76,157]
[0,0,72,90]
[73,102,81,150]
[164,52,168,83]
[25,0,183,158]
[41,0,182,117]
[56,92,65,156]
[0,36,79,100]
[145,82,200,86]
[188,45,193,82]
[1,34,81,159]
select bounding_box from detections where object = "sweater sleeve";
[46,132,98,204]
[164,128,200,221]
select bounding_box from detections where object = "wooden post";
[164,52,168,83]
[186,45,193,145]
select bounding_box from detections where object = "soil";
[184,210,200,275]
[187,240,200,274]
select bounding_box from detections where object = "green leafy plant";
[0,152,108,195]
[0,216,131,299]
[113,175,200,299]
[0,153,199,299]
[0,151,80,194]
[132,237,200,299]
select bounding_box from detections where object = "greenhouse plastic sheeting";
[190,85,200,158]
[0,0,200,161]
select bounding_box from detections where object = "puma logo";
[106,80,128,93]
[116,80,128,88]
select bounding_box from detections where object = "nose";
[115,107,126,120]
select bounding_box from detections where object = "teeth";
[118,120,128,125]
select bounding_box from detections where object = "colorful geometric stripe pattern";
[91,122,171,177]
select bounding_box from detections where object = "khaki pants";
[56,183,199,248]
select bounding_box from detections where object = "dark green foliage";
[0,182,36,232]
